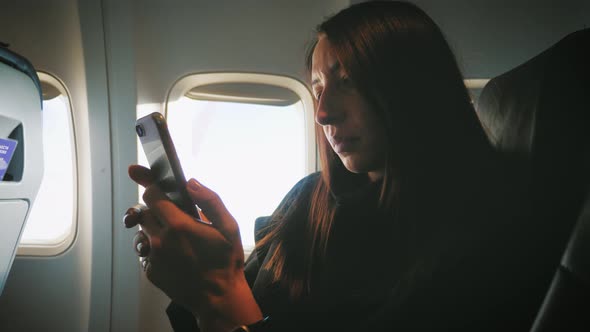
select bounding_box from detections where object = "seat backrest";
[475,28,590,331]
[0,45,43,295]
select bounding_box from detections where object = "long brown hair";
[258,1,493,299]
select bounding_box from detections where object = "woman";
[125,2,536,331]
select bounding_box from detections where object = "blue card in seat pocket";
[0,137,18,181]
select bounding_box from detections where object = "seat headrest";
[476,29,589,154]
[476,28,590,191]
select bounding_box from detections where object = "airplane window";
[138,74,315,249]
[17,73,77,255]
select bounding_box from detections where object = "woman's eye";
[339,76,353,88]
[314,90,322,100]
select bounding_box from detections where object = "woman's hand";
[123,165,262,332]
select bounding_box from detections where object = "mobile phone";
[136,112,201,219]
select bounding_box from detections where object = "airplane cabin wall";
[353,0,590,79]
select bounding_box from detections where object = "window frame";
[17,71,78,256]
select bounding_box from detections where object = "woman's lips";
[331,136,359,153]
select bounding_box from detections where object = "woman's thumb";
[186,178,239,239]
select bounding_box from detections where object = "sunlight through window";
[20,94,76,246]
[167,97,306,247]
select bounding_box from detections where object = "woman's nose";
[315,89,343,126]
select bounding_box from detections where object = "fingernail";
[136,241,143,254]
[123,213,134,228]
[138,242,150,257]
[188,178,200,191]
[141,258,149,271]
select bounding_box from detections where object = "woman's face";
[311,35,387,182]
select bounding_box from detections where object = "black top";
[247,173,395,331]
[168,168,553,331]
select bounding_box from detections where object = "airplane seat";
[251,216,271,258]
[0,44,44,295]
[475,28,590,331]
[531,198,590,332]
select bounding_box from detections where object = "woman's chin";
[340,157,366,174]
[340,156,385,181]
